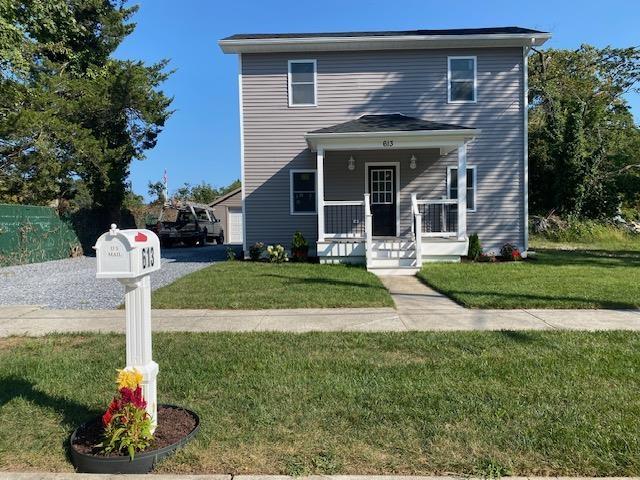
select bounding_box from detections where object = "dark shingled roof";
[308,114,473,135]
[223,27,547,41]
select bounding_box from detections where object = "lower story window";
[290,170,317,214]
[448,166,476,211]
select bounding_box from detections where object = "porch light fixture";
[348,156,355,171]
[410,154,417,170]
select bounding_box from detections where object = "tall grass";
[530,218,640,251]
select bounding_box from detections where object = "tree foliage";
[0,0,172,219]
[529,45,640,219]
[159,179,241,205]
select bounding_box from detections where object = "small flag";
[135,232,148,242]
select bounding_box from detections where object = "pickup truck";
[149,202,224,247]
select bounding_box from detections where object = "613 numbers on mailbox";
[141,247,155,270]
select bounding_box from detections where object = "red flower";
[102,410,113,427]
[119,386,147,409]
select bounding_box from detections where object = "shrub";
[226,247,237,261]
[266,244,287,263]
[291,231,309,262]
[477,253,497,263]
[467,233,482,261]
[249,242,265,261]
[500,243,522,261]
[98,369,153,459]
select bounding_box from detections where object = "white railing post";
[411,193,422,267]
[457,143,467,241]
[317,147,325,242]
[364,193,372,268]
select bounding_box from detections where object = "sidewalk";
[2,303,640,337]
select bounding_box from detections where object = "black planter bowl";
[69,404,200,474]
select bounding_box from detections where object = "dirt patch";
[72,405,197,456]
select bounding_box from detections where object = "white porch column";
[317,147,325,242]
[457,143,467,241]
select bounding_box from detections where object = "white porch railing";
[415,197,458,237]
[323,200,365,238]
[364,194,372,267]
[410,193,423,261]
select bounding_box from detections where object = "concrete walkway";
[2,303,640,337]
[378,275,464,312]
[3,473,639,480]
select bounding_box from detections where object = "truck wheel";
[198,230,207,247]
[216,232,224,245]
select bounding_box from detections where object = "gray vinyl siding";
[241,48,524,253]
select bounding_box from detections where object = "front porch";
[305,114,479,275]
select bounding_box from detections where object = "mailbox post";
[94,224,161,431]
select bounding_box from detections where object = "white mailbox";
[95,224,160,279]
[94,224,161,431]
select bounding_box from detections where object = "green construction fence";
[0,204,82,267]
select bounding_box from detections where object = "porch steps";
[368,237,420,276]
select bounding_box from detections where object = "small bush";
[226,247,237,261]
[467,233,482,260]
[266,244,287,263]
[291,231,309,262]
[477,253,497,263]
[249,242,265,261]
[500,243,522,261]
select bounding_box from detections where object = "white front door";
[228,208,243,244]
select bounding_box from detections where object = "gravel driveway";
[0,245,236,309]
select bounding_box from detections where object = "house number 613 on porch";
[382,139,394,147]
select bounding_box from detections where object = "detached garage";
[210,187,243,245]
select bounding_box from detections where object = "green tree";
[528,45,640,218]
[0,0,172,222]
[190,182,219,204]
[147,180,165,205]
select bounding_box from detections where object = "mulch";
[72,405,197,457]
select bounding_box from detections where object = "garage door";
[228,208,243,244]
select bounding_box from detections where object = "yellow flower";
[116,368,143,390]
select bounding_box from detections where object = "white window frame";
[290,169,317,215]
[447,56,477,104]
[288,59,317,107]
[447,165,477,212]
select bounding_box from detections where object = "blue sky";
[115,0,640,200]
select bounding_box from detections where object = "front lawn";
[151,262,393,309]
[419,248,640,309]
[1,332,639,475]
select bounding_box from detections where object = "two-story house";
[219,27,551,274]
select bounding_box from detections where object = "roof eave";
[305,128,481,152]
[218,33,550,54]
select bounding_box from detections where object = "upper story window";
[448,56,477,103]
[288,59,317,107]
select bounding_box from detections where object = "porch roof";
[305,114,480,153]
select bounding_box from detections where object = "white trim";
[289,169,318,216]
[447,165,477,212]
[218,33,552,54]
[365,162,401,237]
[288,59,317,107]
[238,54,247,255]
[316,148,324,240]
[523,46,529,252]
[305,129,479,152]
[324,200,364,206]
[448,56,477,104]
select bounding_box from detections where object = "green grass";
[1,332,639,475]
[419,248,640,309]
[151,262,394,309]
